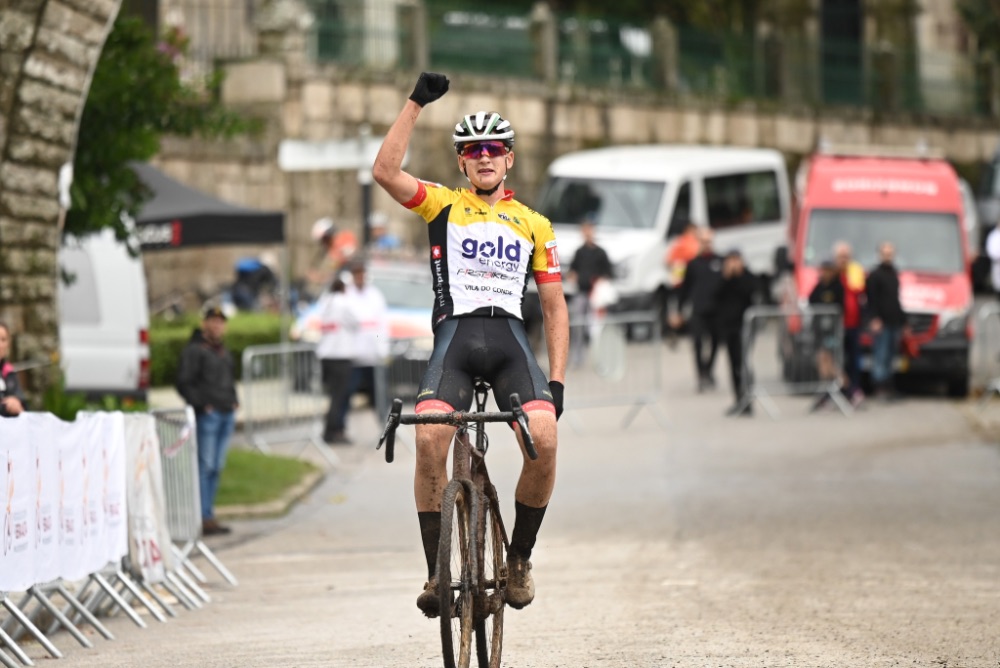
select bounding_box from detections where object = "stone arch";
[0,0,123,368]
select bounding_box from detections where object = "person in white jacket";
[341,259,390,426]
[316,278,359,445]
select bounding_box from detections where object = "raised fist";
[409,72,450,107]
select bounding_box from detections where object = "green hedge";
[150,312,287,387]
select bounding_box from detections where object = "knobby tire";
[475,485,505,668]
[438,479,476,668]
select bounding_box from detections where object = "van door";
[702,169,785,276]
[59,230,150,398]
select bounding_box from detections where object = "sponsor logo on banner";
[137,220,183,247]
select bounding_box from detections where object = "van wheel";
[947,374,969,398]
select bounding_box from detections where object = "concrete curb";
[215,468,326,520]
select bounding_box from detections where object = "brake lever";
[509,393,538,461]
[376,398,403,463]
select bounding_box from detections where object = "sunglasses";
[460,141,508,159]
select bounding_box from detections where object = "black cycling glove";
[409,72,450,107]
[548,380,564,420]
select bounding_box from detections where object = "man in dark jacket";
[714,250,757,416]
[671,228,723,391]
[866,242,907,399]
[176,306,239,535]
[809,260,846,410]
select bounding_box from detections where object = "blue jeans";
[196,409,236,520]
[871,326,901,386]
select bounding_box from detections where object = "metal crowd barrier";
[563,310,669,429]
[241,343,337,467]
[152,408,238,590]
[974,301,1000,406]
[739,304,853,418]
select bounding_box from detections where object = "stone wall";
[146,58,1000,307]
[0,0,121,367]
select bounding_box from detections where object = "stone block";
[12,105,76,145]
[34,26,92,65]
[0,191,60,221]
[41,2,108,46]
[0,11,37,52]
[59,0,119,23]
[17,79,79,118]
[703,110,726,145]
[0,217,59,246]
[680,109,702,143]
[726,111,759,147]
[7,136,70,168]
[3,248,57,274]
[24,53,89,93]
[1,162,57,196]
[301,80,334,121]
[222,61,287,105]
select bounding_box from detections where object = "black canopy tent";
[131,162,285,249]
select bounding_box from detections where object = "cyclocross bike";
[378,379,538,668]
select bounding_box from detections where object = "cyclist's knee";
[522,410,557,461]
[415,424,453,462]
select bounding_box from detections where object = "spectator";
[340,259,390,439]
[664,222,701,345]
[176,306,239,536]
[834,241,866,406]
[714,250,757,416]
[316,278,358,445]
[567,217,613,367]
[866,241,907,401]
[0,323,25,418]
[368,212,403,253]
[671,228,724,392]
[308,217,359,289]
[809,260,846,411]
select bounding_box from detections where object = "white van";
[58,228,151,400]
[532,144,792,316]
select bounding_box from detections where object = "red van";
[782,147,972,396]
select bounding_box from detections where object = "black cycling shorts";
[415,317,554,415]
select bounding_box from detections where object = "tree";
[67,16,256,244]
[957,0,1000,55]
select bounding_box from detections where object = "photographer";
[0,322,26,418]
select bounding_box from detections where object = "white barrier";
[564,311,669,429]
[0,409,238,661]
[740,304,853,417]
[1,413,127,593]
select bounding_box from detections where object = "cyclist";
[372,72,569,616]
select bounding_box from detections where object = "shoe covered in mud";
[505,553,534,609]
[416,579,439,618]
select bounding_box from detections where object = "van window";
[666,182,691,238]
[535,177,664,230]
[705,171,781,229]
[803,209,964,273]
[59,249,101,325]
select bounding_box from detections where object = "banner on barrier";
[124,414,176,583]
[0,412,128,592]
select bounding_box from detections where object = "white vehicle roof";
[547,144,786,181]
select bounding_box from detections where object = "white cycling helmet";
[311,217,335,241]
[453,111,515,153]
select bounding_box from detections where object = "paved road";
[18,341,1000,667]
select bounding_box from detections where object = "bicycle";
[378,380,538,668]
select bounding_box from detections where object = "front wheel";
[439,479,477,668]
[475,486,506,668]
